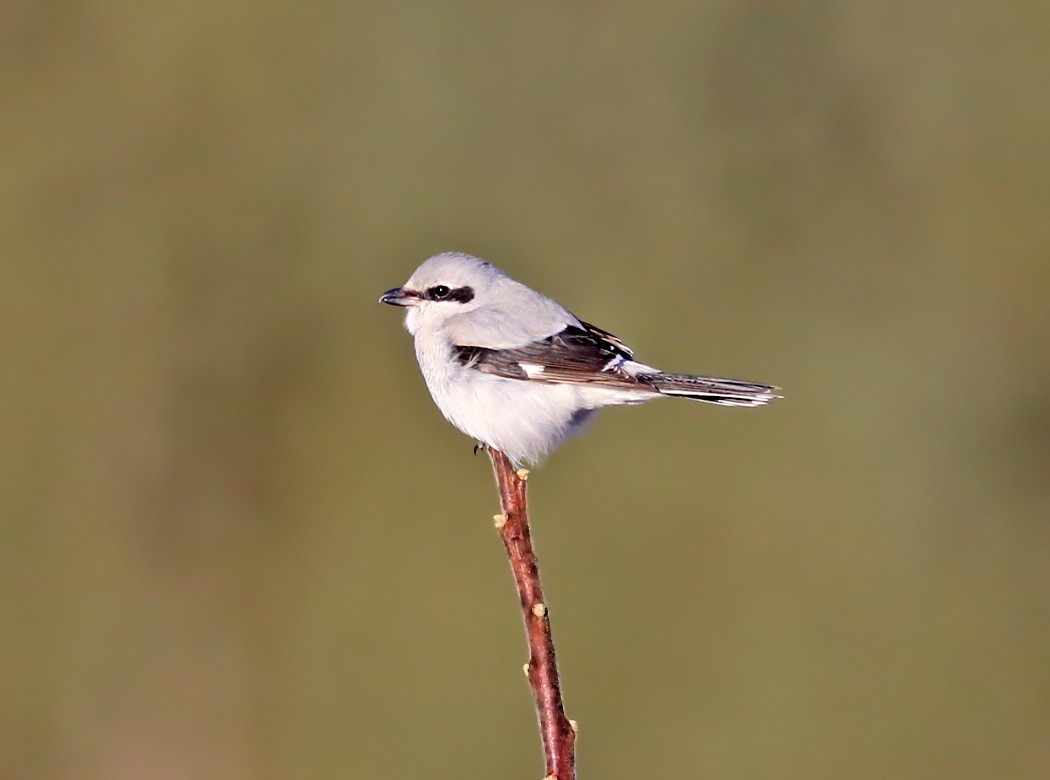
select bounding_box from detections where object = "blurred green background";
[3,2,1049,778]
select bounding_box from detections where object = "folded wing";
[453,321,779,406]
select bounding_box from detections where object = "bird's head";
[379,252,498,335]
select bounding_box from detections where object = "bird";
[380,252,779,466]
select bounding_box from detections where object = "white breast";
[412,330,594,465]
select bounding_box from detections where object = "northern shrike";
[380,252,779,465]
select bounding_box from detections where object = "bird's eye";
[428,285,451,300]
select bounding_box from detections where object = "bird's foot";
[473,442,487,456]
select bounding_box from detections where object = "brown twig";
[488,448,576,780]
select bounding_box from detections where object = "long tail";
[643,372,781,407]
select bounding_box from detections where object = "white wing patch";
[519,362,546,378]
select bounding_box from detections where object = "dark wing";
[453,320,647,389]
[577,319,634,359]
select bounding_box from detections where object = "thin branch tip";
[487,447,575,780]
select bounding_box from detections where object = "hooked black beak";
[378,287,420,306]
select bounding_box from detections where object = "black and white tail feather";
[642,373,779,406]
[381,252,780,465]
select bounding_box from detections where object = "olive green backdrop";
[3,2,1048,779]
